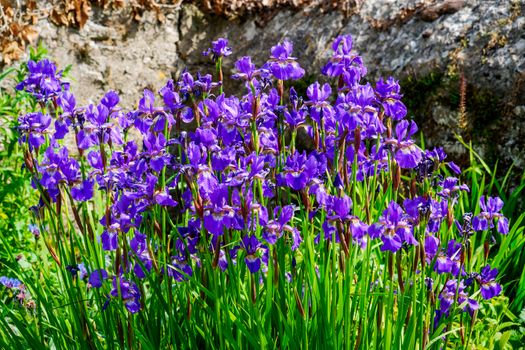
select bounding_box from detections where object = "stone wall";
[3,0,525,170]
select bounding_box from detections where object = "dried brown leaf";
[27,0,37,11]
[21,25,38,43]
[65,0,76,12]
[2,40,24,65]
[75,0,91,28]
[50,8,69,26]
[4,6,14,18]
[9,22,21,36]
[156,9,165,23]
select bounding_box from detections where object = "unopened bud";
[447,205,454,229]
[24,150,34,172]
[393,163,401,192]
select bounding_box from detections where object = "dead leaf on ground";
[74,0,92,29]
[2,41,24,65]
[50,8,69,26]
[21,25,38,43]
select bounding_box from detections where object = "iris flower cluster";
[17,34,507,326]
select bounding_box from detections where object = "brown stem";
[186,293,192,320]
[251,274,257,304]
[336,221,349,257]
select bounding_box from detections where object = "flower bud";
[24,150,34,172]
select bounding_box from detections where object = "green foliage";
[457,135,525,315]
[0,46,46,255]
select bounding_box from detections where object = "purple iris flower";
[166,256,194,282]
[436,280,479,324]
[223,153,268,187]
[324,194,370,247]
[217,249,229,271]
[140,173,178,208]
[159,79,193,122]
[424,234,440,262]
[278,151,320,191]
[178,72,197,96]
[322,34,367,87]
[176,219,201,256]
[232,56,260,81]
[16,59,64,100]
[60,156,81,184]
[101,225,119,251]
[427,199,448,233]
[473,196,509,234]
[257,126,279,153]
[77,102,122,150]
[53,90,78,139]
[434,239,462,276]
[197,167,219,200]
[143,131,172,172]
[368,201,417,252]
[218,96,248,145]
[204,185,237,236]
[266,39,305,81]
[134,89,176,133]
[477,265,502,300]
[304,82,334,124]
[413,156,436,182]
[212,147,237,172]
[35,147,86,201]
[110,277,141,314]
[326,194,353,222]
[403,196,431,223]
[375,77,407,120]
[240,235,266,273]
[349,219,370,247]
[195,73,221,94]
[17,112,52,149]
[195,126,218,148]
[71,179,94,202]
[426,147,461,175]
[36,147,65,191]
[77,263,88,280]
[130,232,153,279]
[138,89,157,115]
[284,100,307,130]
[385,120,422,169]
[263,205,301,250]
[28,223,40,238]
[203,37,232,60]
[437,177,470,198]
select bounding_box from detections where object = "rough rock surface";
[5,0,525,170]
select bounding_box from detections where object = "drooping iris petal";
[245,255,261,273]
[101,231,118,251]
[89,269,108,288]
[497,217,509,234]
[380,234,403,252]
[71,179,94,202]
